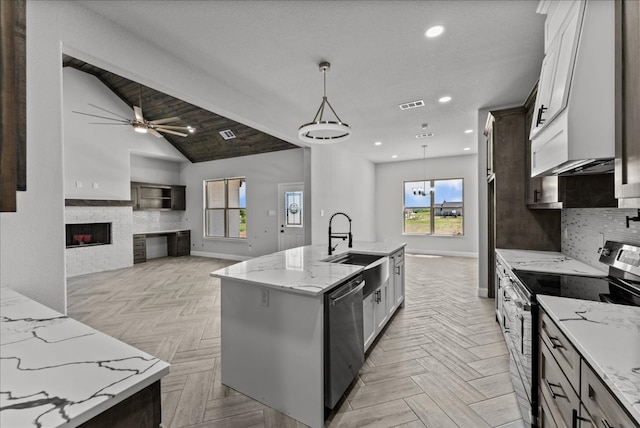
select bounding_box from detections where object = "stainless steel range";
[495,241,640,427]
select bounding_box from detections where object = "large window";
[204,178,246,238]
[403,178,463,236]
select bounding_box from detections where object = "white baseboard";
[405,249,478,258]
[190,251,251,262]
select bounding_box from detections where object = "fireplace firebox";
[65,223,112,248]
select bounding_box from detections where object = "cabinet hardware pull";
[519,314,524,353]
[548,335,565,350]
[534,189,541,203]
[545,379,567,399]
[396,266,400,275]
[572,409,590,428]
[536,104,547,126]
[600,418,613,428]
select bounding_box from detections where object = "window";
[403,178,463,236]
[204,178,246,238]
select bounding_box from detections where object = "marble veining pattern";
[496,249,607,276]
[537,295,640,422]
[0,288,170,428]
[211,242,405,296]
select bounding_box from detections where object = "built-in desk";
[133,229,190,264]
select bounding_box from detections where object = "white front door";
[278,182,305,251]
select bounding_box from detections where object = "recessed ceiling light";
[374,141,382,146]
[392,155,398,159]
[464,129,473,134]
[438,96,452,103]
[425,25,444,38]
[464,147,471,151]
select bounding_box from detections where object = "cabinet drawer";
[539,390,560,428]
[134,241,146,249]
[581,360,637,428]
[540,312,580,392]
[540,341,580,428]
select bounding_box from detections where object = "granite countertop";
[496,248,607,276]
[0,288,170,428]
[537,295,640,423]
[210,242,406,296]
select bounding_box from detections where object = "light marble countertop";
[210,242,406,296]
[0,288,170,428]
[537,295,640,423]
[134,229,190,235]
[496,248,607,276]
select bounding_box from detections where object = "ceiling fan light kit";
[298,61,351,144]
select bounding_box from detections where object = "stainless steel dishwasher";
[324,273,365,409]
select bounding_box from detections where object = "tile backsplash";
[132,210,185,233]
[562,208,640,271]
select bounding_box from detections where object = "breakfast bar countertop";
[0,288,170,428]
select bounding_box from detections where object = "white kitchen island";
[210,242,405,428]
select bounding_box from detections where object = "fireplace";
[65,223,112,248]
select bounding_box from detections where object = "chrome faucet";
[328,212,353,255]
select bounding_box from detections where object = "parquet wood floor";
[67,254,524,428]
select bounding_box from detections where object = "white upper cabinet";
[530,1,584,139]
[530,0,615,177]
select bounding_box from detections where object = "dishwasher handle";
[330,280,365,306]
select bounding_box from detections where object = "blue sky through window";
[404,179,462,206]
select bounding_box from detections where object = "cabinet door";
[374,284,388,331]
[387,261,396,315]
[615,0,640,207]
[531,1,584,138]
[176,231,190,256]
[394,257,404,307]
[539,342,580,428]
[363,293,376,351]
[171,186,186,210]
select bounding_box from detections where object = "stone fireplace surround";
[65,205,132,277]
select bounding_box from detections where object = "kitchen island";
[0,288,170,428]
[211,242,405,428]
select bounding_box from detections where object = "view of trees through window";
[204,178,246,238]
[403,178,463,235]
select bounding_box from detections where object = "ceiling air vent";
[399,100,425,110]
[416,133,434,138]
[219,129,236,140]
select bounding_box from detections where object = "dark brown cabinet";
[168,230,190,257]
[133,234,146,264]
[485,107,561,297]
[131,182,186,211]
[615,0,640,207]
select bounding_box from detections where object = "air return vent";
[399,100,425,110]
[219,129,236,140]
[416,133,434,138]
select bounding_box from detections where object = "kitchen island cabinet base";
[221,278,325,428]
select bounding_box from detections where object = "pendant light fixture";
[298,62,351,144]
[413,145,430,196]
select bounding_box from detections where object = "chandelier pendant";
[298,62,351,144]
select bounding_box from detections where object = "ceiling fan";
[72,87,195,138]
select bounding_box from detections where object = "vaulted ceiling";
[63,55,298,163]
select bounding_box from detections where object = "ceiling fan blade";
[88,103,131,121]
[72,111,130,123]
[134,106,144,122]
[153,125,190,131]
[88,122,130,125]
[148,117,181,125]
[147,128,164,138]
[156,128,188,137]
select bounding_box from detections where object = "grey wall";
[182,148,306,259]
[375,153,479,257]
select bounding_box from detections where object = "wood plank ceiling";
[63,55,298,163]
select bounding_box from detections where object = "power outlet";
[260,289,269,307]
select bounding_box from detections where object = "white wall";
[183,149,306,260]
[63,67,186,200]
[310,145,376,249]
[130,154,182,185]
[376,154,479,257]
[1,0,304,312]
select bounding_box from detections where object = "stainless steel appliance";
[497,241,640,427]
[324,273,365,409]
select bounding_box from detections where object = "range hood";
[530,0,615,177]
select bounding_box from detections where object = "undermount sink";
[324,252,384,267]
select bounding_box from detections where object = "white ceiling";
[77,0,544,164]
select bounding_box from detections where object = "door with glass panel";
[278,183,305,251]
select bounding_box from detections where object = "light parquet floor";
[67,254,524,428]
